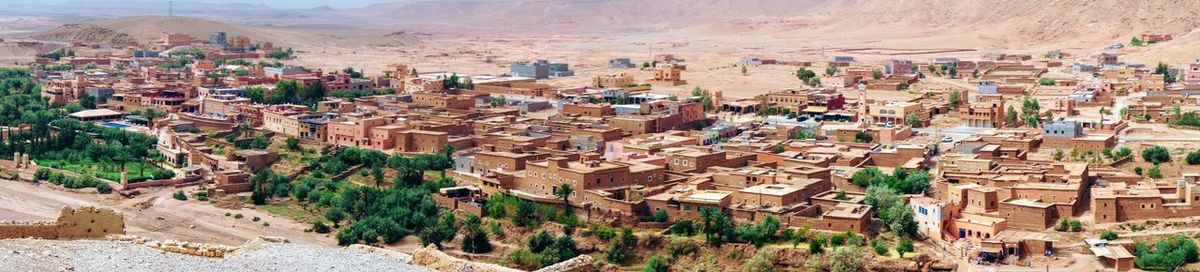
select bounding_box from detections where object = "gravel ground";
[0,239,433,272]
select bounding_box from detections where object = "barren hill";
[349,0,1200,49]
[30,16,421,49]
[353,0,827,33]
[32,16,280,46]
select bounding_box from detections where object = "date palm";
[554,183,574,212]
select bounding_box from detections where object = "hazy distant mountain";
[339,0,1200,48]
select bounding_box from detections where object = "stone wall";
[0,206,125,239]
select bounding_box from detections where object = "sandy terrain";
[0,180,334,246]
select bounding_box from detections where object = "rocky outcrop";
[533,255,594,272]
[107,235,290,258]
[411,244,522,272]
[410,244,595,272]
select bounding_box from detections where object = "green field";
[37,159,164,183]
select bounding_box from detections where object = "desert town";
[2,2,1200,272]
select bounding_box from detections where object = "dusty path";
[0,180,334,246]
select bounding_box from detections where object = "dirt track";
[0,180,333,247]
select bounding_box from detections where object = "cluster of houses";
[23,29,1200,271]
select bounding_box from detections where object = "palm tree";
[554,183,574,212]
[371,166,385,189]
[1099,107,1109,123]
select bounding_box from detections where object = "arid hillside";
[352,0,827,33]
[33,16,281,45]
[350,0,1200,49]
[29,16,421,49]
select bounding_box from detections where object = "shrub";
[595,225,617,241]
[1148,165,1163,179]
[1101,230,1119,240]
[1134,235,1199,270]
[34,168,51,182]
[262,222,270,226]
[1055,218,1070,232]
[643,254,668,272]
[312,221,331,234]
[829,233,846,246]
[95,182,113,194]
[742,250,776,272]
[896,239,914,258]
[874,242,889,255]
[252,216,261,222]
[644,209,669,222]
[670,220,696,236]
[225,212,232,217]
[809,234,826,254]
[234,213,244,219]
[666,238,700,260]
[172,190,187,201]
[1187,150,1200,165]
[1142,146,1171,164]
[1070,219,1083,232]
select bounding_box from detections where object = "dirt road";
[0,180,334,247]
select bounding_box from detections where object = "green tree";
[461,214,493,253]
[554,183,574,212]
[825,63,839,76]
[78,93,97,109]
[948,91,961,108]
[871,69,883,79]
[741,65,748,76]
[1187,151,1200,165]
[742,250,775,272]
[896,239,914,258]
[1142,146,1171,164]
[1052,149,1065,161]
[528,230,554,253]
[1148,165,1163,179]
[1038,77,1056,86]
[324,209,344,226]
[420,213,459,248]
[643,254,668,272]
[670,220,696,236]
[873,240,889,255]
[605,228,637,264]
[905,113,919,127]
[489,95,508,107]
[1006,105,1018,126]
[795,68,817,83]
[1131,37,1144,46]
[830,246,864,272]
[286,137,301,150]
[513,200,539,227]
[809,234,825,254]
[772,145,786,154]
[854,131,873,143]
[698,207,732,246]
